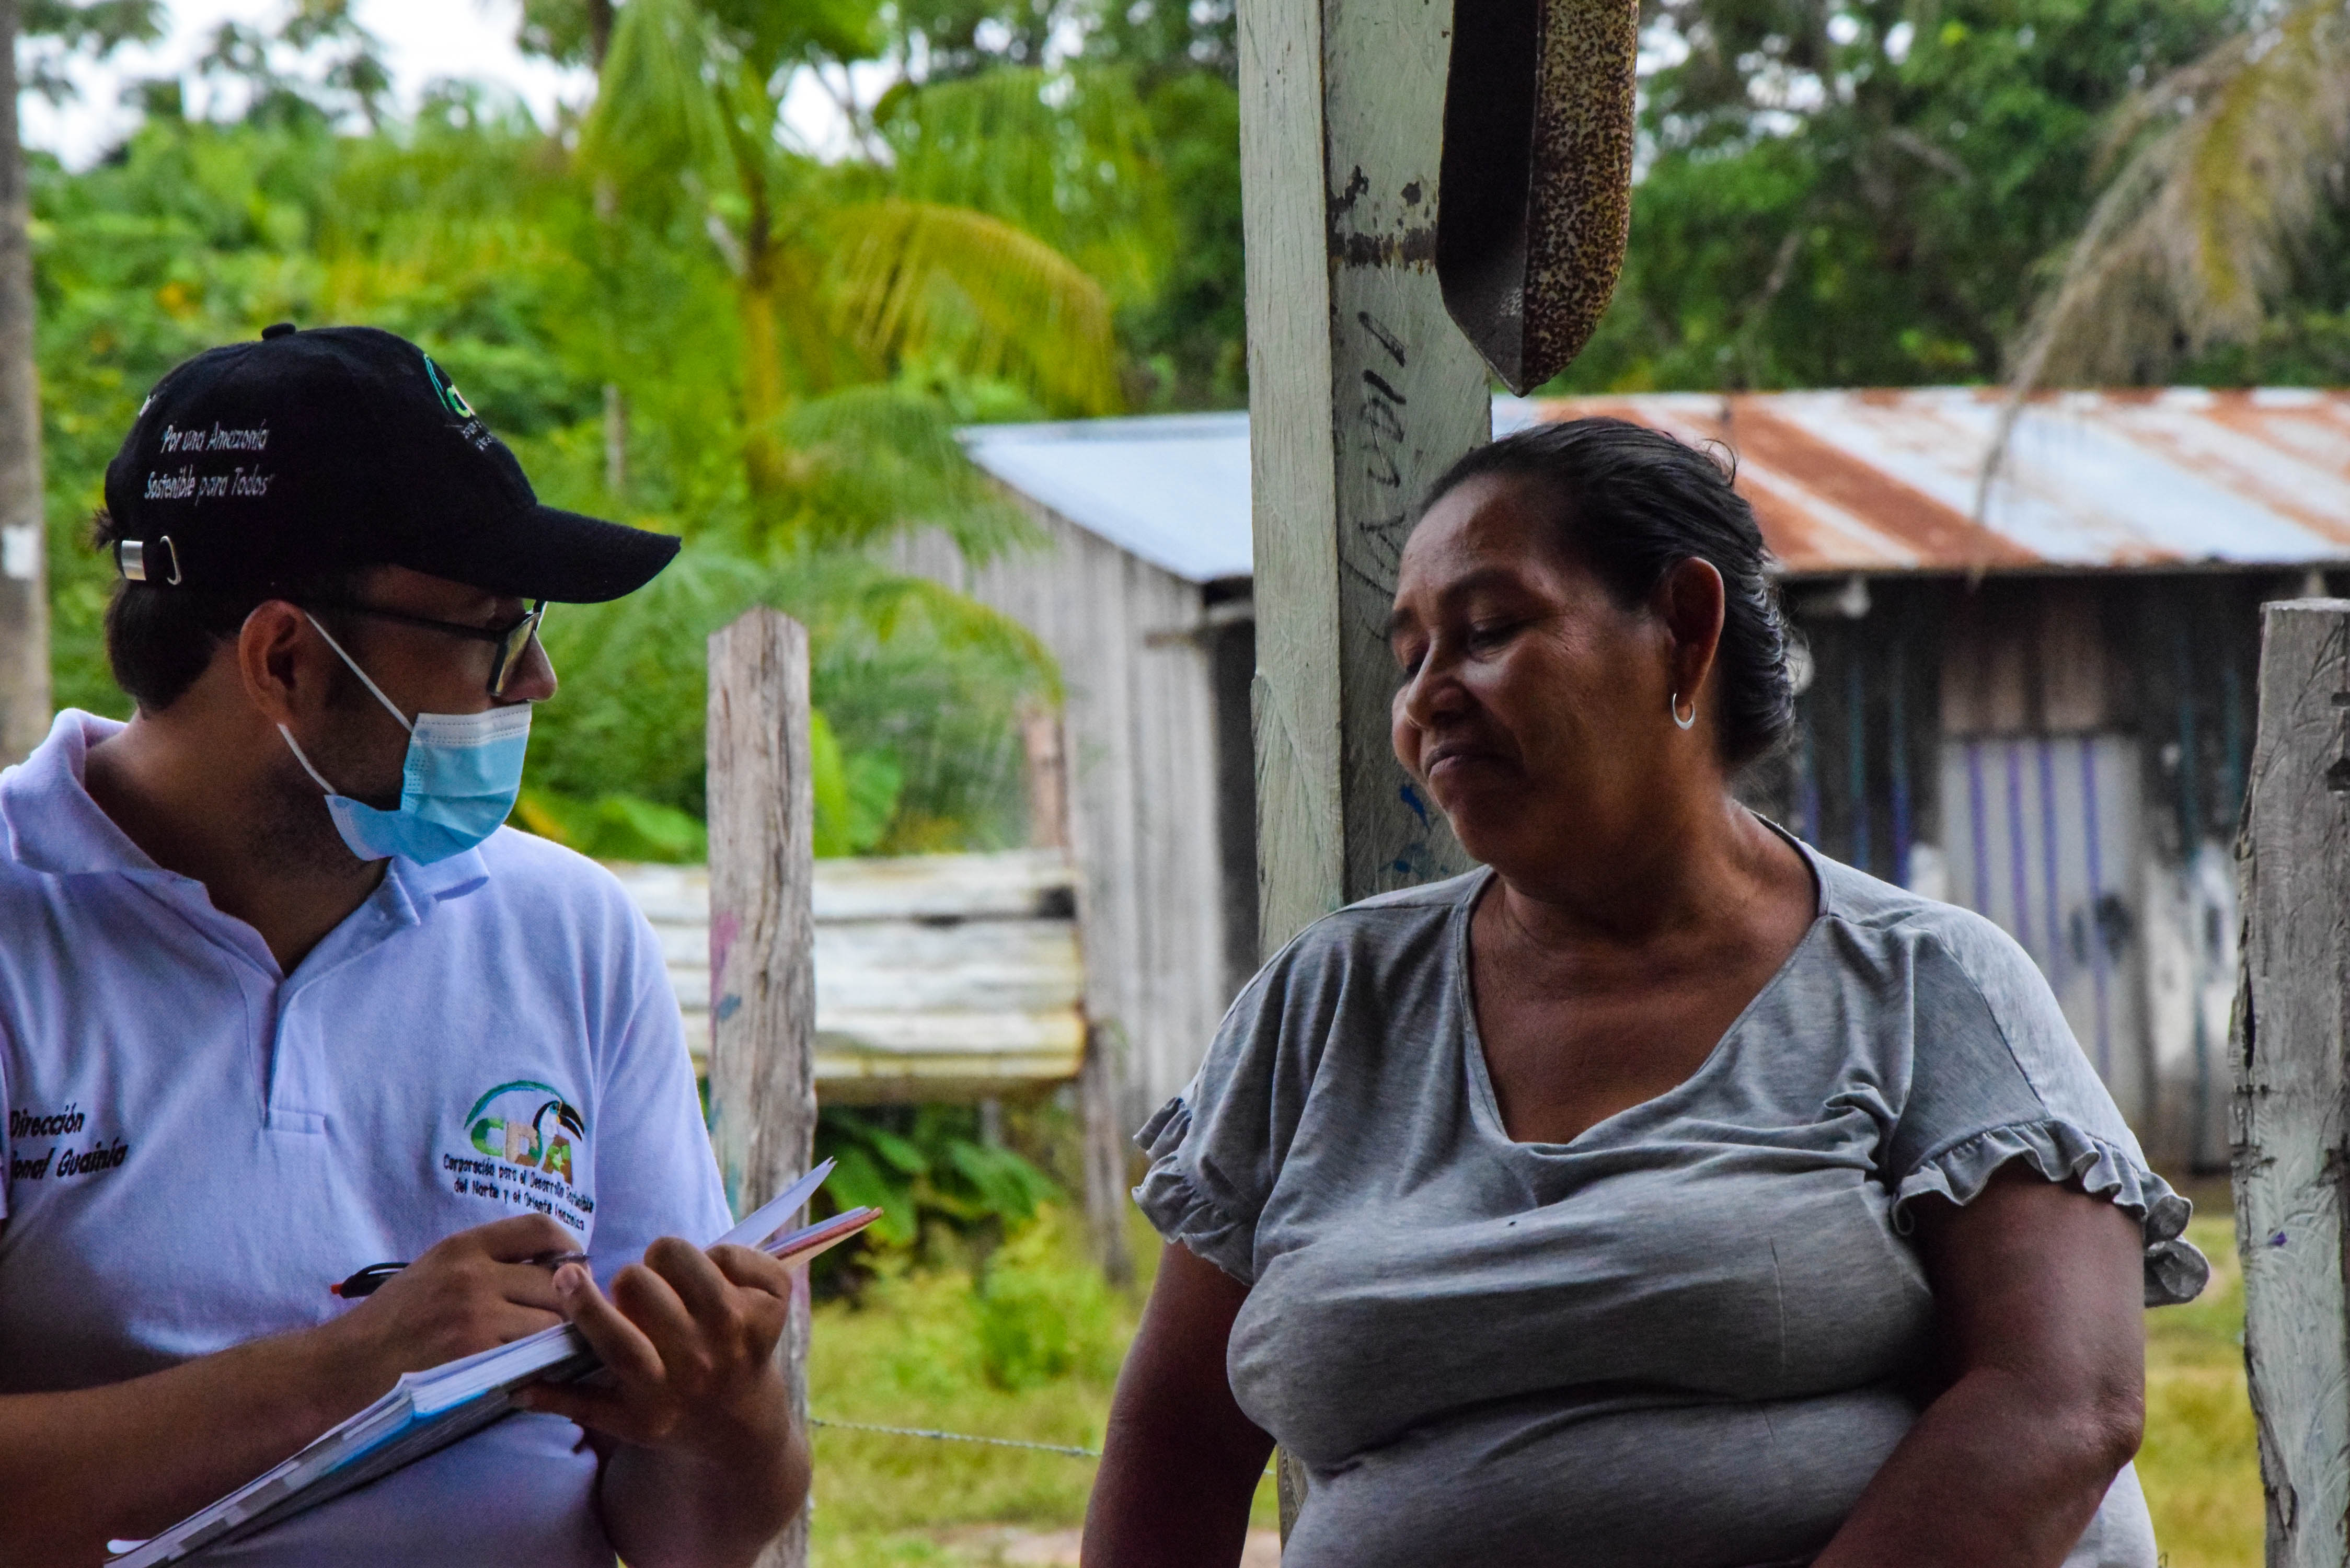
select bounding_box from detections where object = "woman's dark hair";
[89,509,360,713]
[1420,417,1795,767]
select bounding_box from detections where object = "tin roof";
[960,411,1254,582]
[962,388,2350,579]
[1537,387,2350,574]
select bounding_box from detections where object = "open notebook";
[109,1162,878,1567]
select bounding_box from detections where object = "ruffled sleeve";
[1888,915,2210,1308]
[1130,926,1346,1285]
[1895,1120,2208,1306]
[1133,1096,1262,1282]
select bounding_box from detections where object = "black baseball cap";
[102,323,679,602]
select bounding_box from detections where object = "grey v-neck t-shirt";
[1134,842,2207,1568]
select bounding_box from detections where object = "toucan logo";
[466,1079,584,1183]
[422,353,476,420]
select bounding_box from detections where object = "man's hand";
[321,1214,574,1400]
[513,1238,811,1567]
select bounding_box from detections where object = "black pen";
[330,1250,590,1299]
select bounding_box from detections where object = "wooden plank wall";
[895,511,1237,1125]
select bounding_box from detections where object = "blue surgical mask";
[278,613,534,864]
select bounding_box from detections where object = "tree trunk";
[737,240,792,527]
[0,0,49,764]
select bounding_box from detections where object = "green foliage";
[29,4,1081,854]
[819,1105,1064,1254]
[1557,0,2248,390]
[513,786,709,862]
[970,1212,1121,1390]
[811,709,905,857]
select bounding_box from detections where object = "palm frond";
[578,0,734,191]
[879,66,1174,304]
[825,198,1122,416]
[769,384,1042,562]
[2010,0,2350,386]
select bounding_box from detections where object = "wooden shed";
[940,389,2350,1173]
[898,413,1262,1126]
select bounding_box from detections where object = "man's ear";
[237,601,331,729]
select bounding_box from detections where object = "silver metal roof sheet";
[960,410,1254,583]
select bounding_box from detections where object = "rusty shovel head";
[1437,0,1639,395]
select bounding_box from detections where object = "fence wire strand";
[810,1416,1101,1459]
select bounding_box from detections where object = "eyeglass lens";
[489,604,549,698]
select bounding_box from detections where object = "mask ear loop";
[300,611,414,735]
[278,724,340,794]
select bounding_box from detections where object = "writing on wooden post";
[2233,596,2350,1568]
[707,605,819,1568]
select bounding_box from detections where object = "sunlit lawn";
[804,1206,2259,1565]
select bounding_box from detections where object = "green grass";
[2142,1210,2261,1568]
[803,1206,2260,1565]
[804,1210,1278,1567]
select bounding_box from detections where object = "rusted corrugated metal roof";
[1529,387,2350,575]
[962,388,2350,579]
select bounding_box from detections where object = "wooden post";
[0,0,49,766]
[1021,701,1070,851]
[1027,701,1135,1286]
[1079,1024,1136,1288]
[1241,0,1489,950]
[2234,596,2350,1568]
[707,606,819,1568]
[1242,0,1492,1536]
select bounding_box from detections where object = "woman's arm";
[1083,1243,1276,1568]
[1814,1167,2148,1568]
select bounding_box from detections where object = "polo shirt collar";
[1,708,491,904]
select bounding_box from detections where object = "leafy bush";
[819,1104,1064,1255]
[971,1211,1123,1390]
[512,787,708,862]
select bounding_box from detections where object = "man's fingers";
[489,1261,570,1313]
[642,1236,735,1323]
[708,1242,794,1302]
[461,1213,579,1261]
[553,1265,667,1387]
[512,1380,662,1447]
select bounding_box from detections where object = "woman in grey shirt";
[1082,419,2207,1568]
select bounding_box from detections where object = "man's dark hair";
[90,509,361,713]
[1419,417,1795,767]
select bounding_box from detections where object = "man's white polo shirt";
[0,711,732,1565]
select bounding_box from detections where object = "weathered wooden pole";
[0,0,50,766]
[1240,0,1490,958]
[707,606,818,1568]
[1241,0,1491,1533]
[2234,596,2350,1568]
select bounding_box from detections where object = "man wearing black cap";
[0,326,807,1565]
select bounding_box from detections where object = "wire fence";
[809,1416,1102,1459]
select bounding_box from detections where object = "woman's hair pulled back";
[1420,417,1795,768]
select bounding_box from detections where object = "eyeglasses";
[303,599,550,698]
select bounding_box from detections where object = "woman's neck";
[1484,790,1812,956]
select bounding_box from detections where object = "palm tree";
[579,0,1135,540]
[2004,0,2350,388]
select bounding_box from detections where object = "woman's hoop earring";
[1671,692,1697,731]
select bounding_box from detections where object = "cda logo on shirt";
[442,1080,595,1234]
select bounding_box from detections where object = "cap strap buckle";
[117,536,182,586]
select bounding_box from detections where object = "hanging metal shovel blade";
[1437,0,1639,395]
